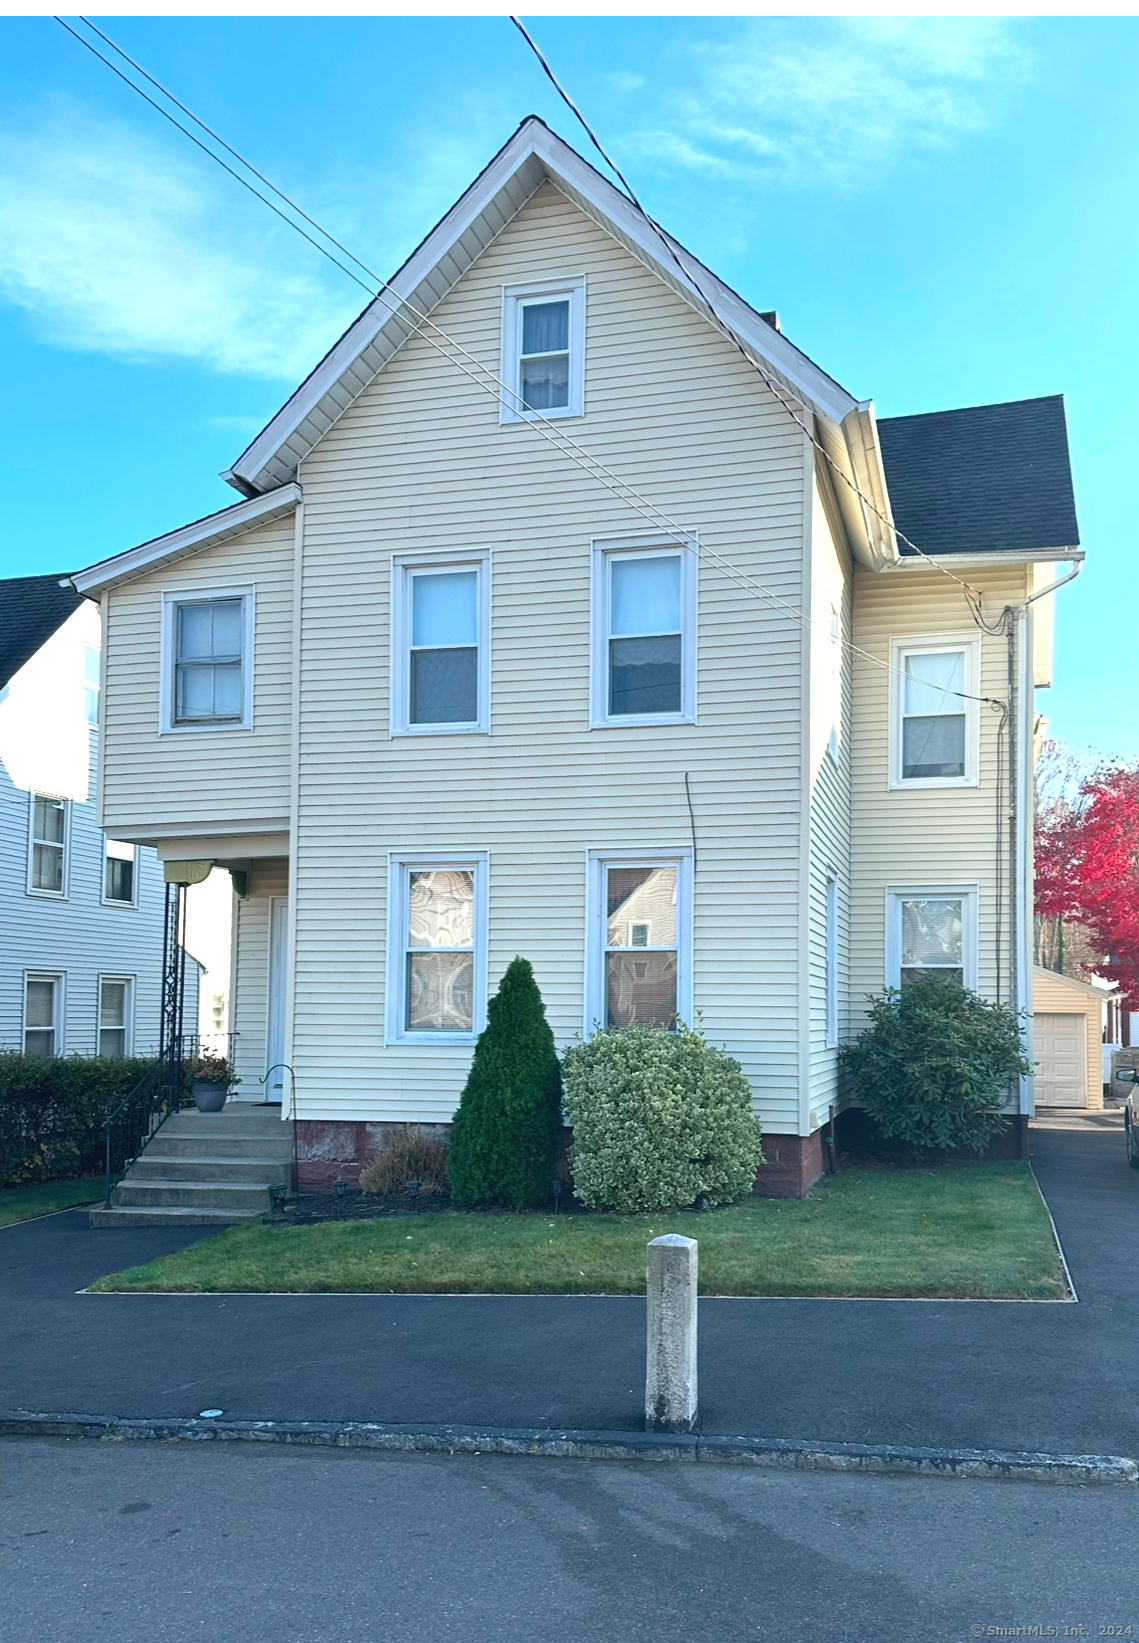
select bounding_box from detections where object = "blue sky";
[1,16,1136,756]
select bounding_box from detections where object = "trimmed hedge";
[0,1055,155,1187]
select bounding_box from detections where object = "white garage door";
[1035,1012,1087,1107]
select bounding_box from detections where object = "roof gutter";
[891,548,1085,572]
[1022,556,1083,607]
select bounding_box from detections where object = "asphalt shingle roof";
[0,574,84,690]
[877,394,1080,556]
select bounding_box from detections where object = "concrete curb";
[2,1411,1135,1485]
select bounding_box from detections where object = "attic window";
[501,278,585,423]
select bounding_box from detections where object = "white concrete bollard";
[645,1233,698,1433]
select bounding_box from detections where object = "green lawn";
[0,1176,104,1229]
[88,1163,1069,1299]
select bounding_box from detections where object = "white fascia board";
[839,401,898,569]
[225,118,860,496]
[71,485,302,597]
[890,548,1084,570]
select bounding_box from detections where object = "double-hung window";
[392,553,489,734]
[886,887,977,990]
[387,855,488,1043]
[891,637,978,787]
[592,539,696,726]
[588,852,693,1032]
[29,795,68,896]
[24,974,63,1056]
[500,278,585,422]
[83,645,101,727]
[104,838,136,905]
[161,588,254,732]
[98,977,133,1056]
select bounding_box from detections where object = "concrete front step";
[150,1134,293,1161]
[111,1180,272,1212]
[162,1110,287,1138]
[129,1154,291,1185]
[89,1204,266,1227]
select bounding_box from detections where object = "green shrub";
[359,1125,450,1196]
[562,1023,763,1213]
[840,978,1031,1155]
[0,1055,155,1187]
[447,957,563,1210]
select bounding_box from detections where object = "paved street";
[3,1435,1138,1643]
[2,1114,1137,1456]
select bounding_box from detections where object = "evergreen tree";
[448,957,563,1210]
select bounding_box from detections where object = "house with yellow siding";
[72,118,1083,1203]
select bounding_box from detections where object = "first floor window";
[888,887,977,990]
[25,974,61,1056]
[30,795,67,894]
[98,977,132,1057]
[388,855,487,1041]
[590,853,692,1032]
[104,838,136,904]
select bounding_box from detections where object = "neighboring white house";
[0,575,180,1058]
[72,118,1083,1194]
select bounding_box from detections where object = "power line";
[55,16,999,706]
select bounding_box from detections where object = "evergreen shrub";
[562,1023,763,1213]
[840,978,1031,1155]
[447,957,563,1210]
[0,1055,155,1186]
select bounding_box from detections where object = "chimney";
[758,311,781,333]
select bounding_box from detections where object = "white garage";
[1032,966,1114,1111]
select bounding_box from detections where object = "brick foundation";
[752,1130,826,1199]
[295,1120,449,1192]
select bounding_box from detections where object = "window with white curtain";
[500,278,585,422]
[161,588,253,732]
[891,638,978,787]
[592,539,696,726]
[886,887,977,990]
[387,855,488,1043]
[98,977,133,1056]
[29,795,67,895]
[392,554,489,734]
[24,974,62,1056]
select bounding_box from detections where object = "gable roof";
[0,573,84,690]
[878,395,1080,557]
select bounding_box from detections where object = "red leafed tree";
[1035,758,1139,1008]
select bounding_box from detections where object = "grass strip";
[0,1176,104,1229]
[88,1163,1069,1300]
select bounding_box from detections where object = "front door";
[265,896,289,1101]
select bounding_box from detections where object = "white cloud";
[626,18,1027,189]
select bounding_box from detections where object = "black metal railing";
[102,1052,186,1206]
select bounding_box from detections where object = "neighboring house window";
[97,977,133,1057]
[104,838,137,905]
[591,539,697,726]
[28,795,68,896]
[24,974,62,1056]
[587,852,693,1032]
[391,553,489,735]
[161,588,254,732]
[500,278,585,422]
[83,645,101,726]
[825,876,839,1048]
[886,887,978,990]
[890,637,978,787]
[386,855,488,1043]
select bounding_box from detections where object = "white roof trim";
[72,484,302,596]
[224,117,862,500]
[891,548,1085,569]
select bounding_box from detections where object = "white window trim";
[83,643,101,729]
[385,852,489,1046]
[590,534,698,729]
[889,633,980,790]
[101,839,139,909]
[885,884,979,991]
[390,549,491,736]
[824,875,839,1049]
[585,848,694,1035]
[97,974,135,1058]
[499,276,586,424]
[26,792,70,899]
[159,585,255,734]
[23,971,65,1057]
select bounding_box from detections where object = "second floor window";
[592,540,696,727]
[29,795,67,895]
[392,554,489,735]
[104,838,136,905]
[162,588,253,732]
[891,638,978,787]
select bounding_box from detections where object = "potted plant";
[186,1054,237,1114]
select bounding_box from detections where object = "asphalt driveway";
[1,1112,1136,1455]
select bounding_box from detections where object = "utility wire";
[56,15,1000,707]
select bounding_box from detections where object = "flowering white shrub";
[562,1024,763,1213]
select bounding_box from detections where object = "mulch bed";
[274,1184,585,1224]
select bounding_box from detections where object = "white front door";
[266,896,289,1100]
